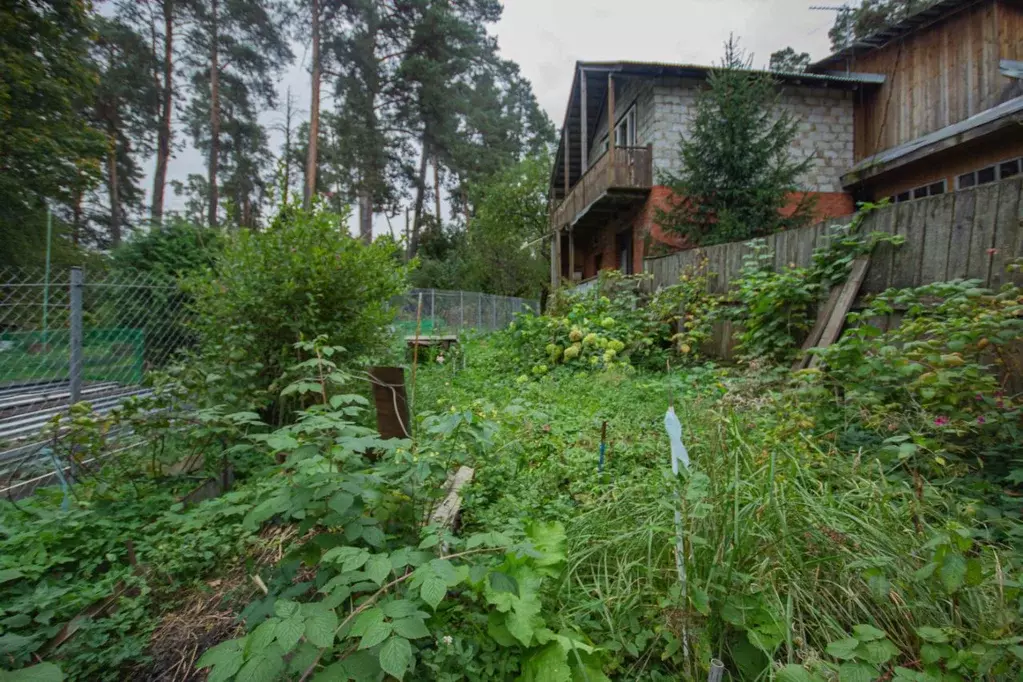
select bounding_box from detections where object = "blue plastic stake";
[598,421,607,473]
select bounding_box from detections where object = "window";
[955,158,1023,189]
[616,229,633,275]
[891,179,945,204]
[614,105,637,147]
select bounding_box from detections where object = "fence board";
[891,200,924,289]
[864,202,897,293]
[967,183,1000,282]
[946,188,976,280]
[919,192,955,285]
[989,178,1022,289]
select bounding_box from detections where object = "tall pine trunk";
[207,0,220,228]
[303,0,320,210]
[107,134,121,247]
[151,0,174,225]
[409,136,429,259]
[358,188,372,244]
[433,155,441,224]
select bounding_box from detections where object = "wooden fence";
[643,177,1023,358]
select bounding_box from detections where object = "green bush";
[499,269,718,378]
[186,205,408,420]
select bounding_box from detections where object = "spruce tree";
[657,38,815,247]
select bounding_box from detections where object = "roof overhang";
[549,60,884,202]
[809,0,987,71]
[841,95,1023,188]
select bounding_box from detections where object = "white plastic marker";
[665,402,690,659]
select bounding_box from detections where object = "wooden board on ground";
[792,284,844,370]
[429,466,475,532]
[808,256,871,369]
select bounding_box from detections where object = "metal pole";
[69,267,83,404]
[459,290,464,331]
[477,294,482,329]
[492,295,497,329]
[707,659,725,682]
[42,206,53,346]
[431,289,436,333]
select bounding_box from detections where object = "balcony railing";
[551,145,653,229]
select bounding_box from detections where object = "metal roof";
[810,0,985,70]
[577,60,885,85]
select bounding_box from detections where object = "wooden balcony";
[550,145,653,231]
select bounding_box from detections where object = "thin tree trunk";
[303,0,320,210]
[433,155,441,224]
[72,187,83,248]
[358,188,372,244]
[462,186,469,227]
[107,135,121,247]
[151,0,174,225]
[207,0,220,228]
[409,137,429,259]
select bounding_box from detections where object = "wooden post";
[607,72,615,185]
[563,126,570,198]
[580,68,588,170]
[568,226,575,282]
[369,366,411,440]
[552,227,562,290]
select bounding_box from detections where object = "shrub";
[186,205,408,420]
[500,268,718,377]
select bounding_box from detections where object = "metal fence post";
[492,295,497,329]
[459,290,464,331]
[69,267,83,404]
[431,289,436,332]
[477,294,482,330]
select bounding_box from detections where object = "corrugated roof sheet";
[810,0,982,70]
[578,60,883,85]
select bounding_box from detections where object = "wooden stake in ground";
[410,292,423,415]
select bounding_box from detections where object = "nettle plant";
[197,340,608,681]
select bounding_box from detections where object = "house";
[548,0,1023,288]
[813,0,1023,203]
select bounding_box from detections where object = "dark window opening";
[977,166,996,185]
[912,186,928,199]
[616,229,634,275]
[958,172,976,189]
[928,181,945,196]
[895,191,911,203]
[1000,159,1021,179]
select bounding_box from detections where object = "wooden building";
[813,0,1023,203]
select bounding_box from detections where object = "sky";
[152,0,840,237]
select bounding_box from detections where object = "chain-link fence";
[393,289,538,337]
[0,266,192,491]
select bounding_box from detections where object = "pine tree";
[657,38,816,246]
[181,0,292,228]
[769,47,811,73]
[829,0,934,51]
[91,16,160,246]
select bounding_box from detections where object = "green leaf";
[365,555,391,586]
[381,600,419,619]
[378,636,412,680]
[826,637,861,660]
[420,577,447,610]
[235,651,285,682]
[246,619,279,654]
[349,607,384,638]
[361,526,386,547]
[939,553,967,593]
[775,664,822,682]
[851,624,886,642]
[690,586,710,616]
[487,612,519,647]
[0,569,25,585]
[859,638,899,666]
[519,642,571,682]
[0,663,64,682]
[392,617,430,639]
[839,662,877,682]
[359,620,392,650]
[915,626,949,644]
[274,600,300,619]
[197,638,244,672]
[328,492,354,516]
[276,616,306,652]
[342,550,370,573]
[418,534,440,549]
[303,606,338,648]
[0,633,37,655]
[488,571,520,597]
